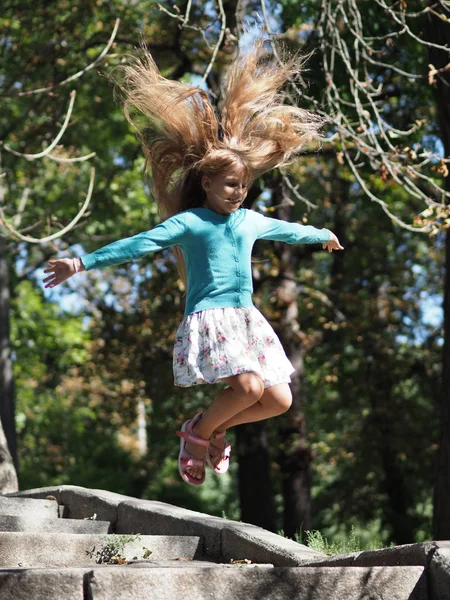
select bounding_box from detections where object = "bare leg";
[184,372,264,479]
[207,383,292,471]
[216,383,292,431]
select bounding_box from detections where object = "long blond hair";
[116,38,325,285]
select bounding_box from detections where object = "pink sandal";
[176,413,210,486]
[206,430,231,475]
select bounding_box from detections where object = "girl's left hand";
[43,258,77,289]
[323,231,344,253]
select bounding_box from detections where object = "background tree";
[2,0,448,546]
[425,1,450,540]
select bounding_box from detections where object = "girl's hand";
[323,230,344,253]
[43,258,83,289]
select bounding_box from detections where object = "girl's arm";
[253,212,343,251]
[322,229,344,253]
[43,257,85,289]
[43,214,187,289]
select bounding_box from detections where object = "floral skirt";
[173,306,294,388]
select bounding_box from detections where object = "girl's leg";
[185,382,293,477]
[216,383,292,431]
[206,384,292,471]
[184,372,264,480]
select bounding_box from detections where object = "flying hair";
[114,37,326,286]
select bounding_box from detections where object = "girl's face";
[201,166,249,216]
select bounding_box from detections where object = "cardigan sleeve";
[80,213,187,271]
[252,211,331,245]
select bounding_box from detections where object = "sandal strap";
[176,430,210,447]
[209,444,232,460]
[180,456,205,468]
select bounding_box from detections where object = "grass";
[85,534,151,564]
[279,526,387,556]
[305,527,368,555]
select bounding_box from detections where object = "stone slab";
[124,560,274,569]
[0,532,203,568]
[0,564,427,600]
[0,515,111,534]
[9,486,124,524]
[297,540,450,568]
[429,546,450,600]
[86,565,427,600]
[115,497,227,559]
[0,496,58,519]
[10,486,326,566]
[221,523,325,567]
[0,568,84,600]
[116,498,323,566]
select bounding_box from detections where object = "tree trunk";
[0,235,19,492]
[273,183,312,538]
[277,338,312,539]
[236,422,276,531]
[435,226,450,540]
[366,354,415,544]
[426,5,450,540]
[434,203,450,540]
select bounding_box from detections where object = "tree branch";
[0,168,95,243]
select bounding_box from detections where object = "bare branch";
[13,187,30,229]
[341,143,431,233]
[12,19,120,97]
[372,0,450,52]
[156,2,214,47]
[314,0,450,231]
[183,0,193,26]
[47,151,96,163]
[157,3,182,21]
[281,173,318,210]
[0,168,95,243]
[3,91,76,160]
[200,0,227,85]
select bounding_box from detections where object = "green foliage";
[86,534,143,564]
[304,526,385,556]
[300,195,440,545]
[11,281,146,494]
[3,0,445,550]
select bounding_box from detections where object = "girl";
[43,39,343,486]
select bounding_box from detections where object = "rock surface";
[0,565,427,600]
[1,485,449,599]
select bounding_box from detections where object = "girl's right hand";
[323,230,344,253]
[43,258,80,289]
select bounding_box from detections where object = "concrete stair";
[0,496,59,518]
[0,565,426,600]
[0,515,111,534]
[0,489,443,599]
[0,532,203,568]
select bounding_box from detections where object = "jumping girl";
[43,39,343,486]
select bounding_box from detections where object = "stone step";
[0,565,426,600]
[0,496,59,519]
[0,515,111,534]
[0,532,203,568]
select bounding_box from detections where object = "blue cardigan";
[81,207,331,316]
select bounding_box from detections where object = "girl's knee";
[232,372,265,401]
[268,384,292,414]
[279,387,293,413]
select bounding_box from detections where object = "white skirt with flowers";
[173,306,294,388]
